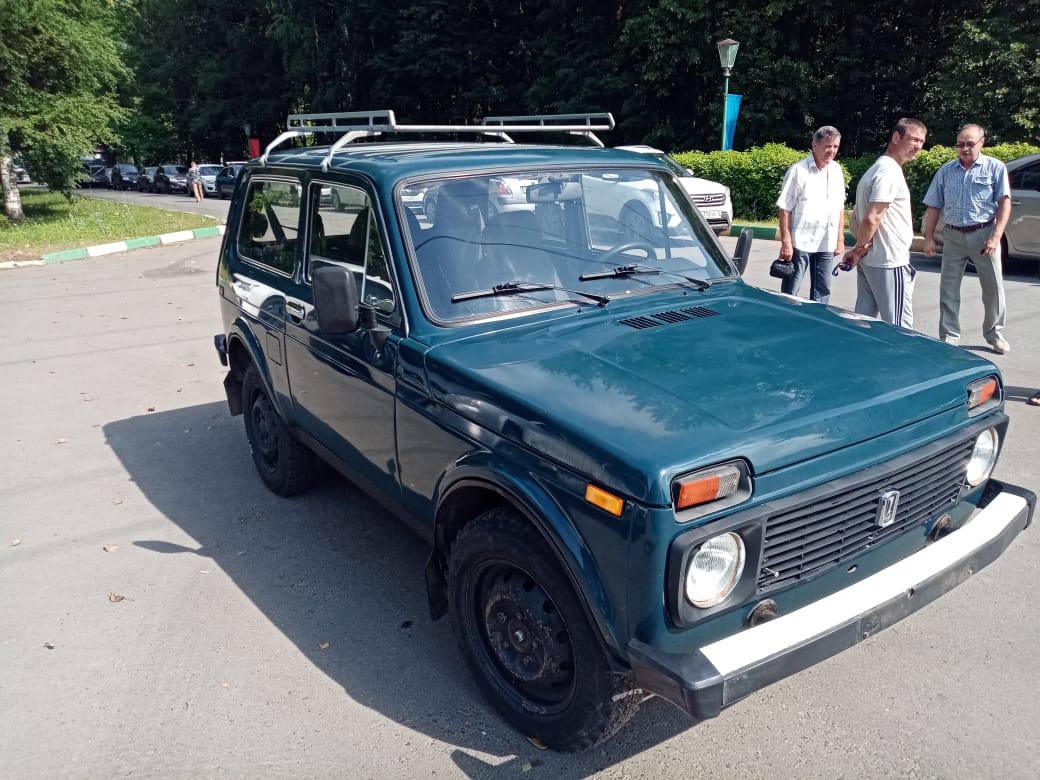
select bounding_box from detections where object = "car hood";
[423,285,996,505]
[679,176,726,197]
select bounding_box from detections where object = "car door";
[283,178,403,504]
[1008,160,1040,258]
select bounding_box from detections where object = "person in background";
[842,118,927,328]
[186,161,203,203]
[922,124,1012,354]
[776,126,846,303]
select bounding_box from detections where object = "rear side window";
[307,182,395,313]
[238,179,302,275]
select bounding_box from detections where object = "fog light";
[685,532,745,608]
[966,428,998,486]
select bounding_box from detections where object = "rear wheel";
[241,365,314,496]
[447,506,640,751]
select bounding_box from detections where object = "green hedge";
[673,143,1040,222]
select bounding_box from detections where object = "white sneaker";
[941,335,960,346]
[988,338,1010,355]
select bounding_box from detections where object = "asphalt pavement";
[78,185,232,222]
[1,234,1038,777]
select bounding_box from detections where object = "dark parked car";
[154,164,187,193]
[215,162,246,199]
[137,166,159,192]
[214,110,1034,751]
[110,163,140,191]
[94,166,115,188]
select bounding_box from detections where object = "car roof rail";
[260,110,615,168]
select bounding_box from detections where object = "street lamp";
[716,38,739,150]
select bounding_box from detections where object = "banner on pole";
[724,94,742,151]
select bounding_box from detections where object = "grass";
[0,188,218,261]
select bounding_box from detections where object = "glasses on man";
[955,140,982,149]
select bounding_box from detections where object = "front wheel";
[447,507,640,751]
[241,365,314,496]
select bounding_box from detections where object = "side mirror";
[732,228,752,275]
[312,266,360,335]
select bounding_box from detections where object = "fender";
[432,454,630,663]
[226,318,293,423]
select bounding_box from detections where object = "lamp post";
[716,38,739,150]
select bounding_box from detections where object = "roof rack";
[260,110,615,168]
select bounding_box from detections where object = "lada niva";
[214,111,1034,750]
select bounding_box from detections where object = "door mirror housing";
[732,228,752,275]
[312,266,360,335]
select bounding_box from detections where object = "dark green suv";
[214,111,1033,750]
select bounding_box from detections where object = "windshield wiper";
[579,263,711,290]
[451,280,611,306]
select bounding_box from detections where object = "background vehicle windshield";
[199,165,221,176]
[399,168,734,322]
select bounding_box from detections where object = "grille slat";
[756,437,974,592]
[620,307,718,330]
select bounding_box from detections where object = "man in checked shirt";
[923,124,1013,354]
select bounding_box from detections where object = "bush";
[672,142,1040,223]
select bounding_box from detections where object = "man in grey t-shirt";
[843,118,927,328]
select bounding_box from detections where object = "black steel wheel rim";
[249,391,279,471]
[471,561,575,713]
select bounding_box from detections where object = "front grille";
[693,192,726,207]
[757,437,975,593]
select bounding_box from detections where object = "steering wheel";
[598,241,657,265]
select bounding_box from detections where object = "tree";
[0,0,128,219]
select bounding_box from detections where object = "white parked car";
[198,164,222,196]
[617,145,733,234]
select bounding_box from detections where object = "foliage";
[0,189,217,260]
[0,0,128,196]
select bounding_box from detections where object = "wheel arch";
[428,465,627,664]
[224,321,291,420]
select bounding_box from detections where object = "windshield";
[399,167,734,322]
[199,165,220,176]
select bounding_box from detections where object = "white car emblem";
[876,489,901,528]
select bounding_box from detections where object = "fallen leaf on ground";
[108,593,126,603]
[521,762,533,773]
[146,407,155,412]
[10,539,22,547]
[112,498,124,505]
[220,681,230,688]
[44,642,55,650]
[525,736,548,750]
[55,438,67,445]
[319,641,331,650]
[102,544,119,553]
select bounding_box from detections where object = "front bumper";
[629,480,1034,720]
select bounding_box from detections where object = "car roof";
[1007,152,1040,172]
[260,142,668,185]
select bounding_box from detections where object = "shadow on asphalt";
[104,402,695,777]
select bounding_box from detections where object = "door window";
[237,179,302,275]
[307,182,396,313]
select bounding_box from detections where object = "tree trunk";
[1,133,26,223]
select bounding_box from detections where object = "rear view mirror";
[526,180,582,203]
[732,228,752,275]
[312,266,360,335]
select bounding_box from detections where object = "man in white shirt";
[776,126,846,303]
[843,118,927,328]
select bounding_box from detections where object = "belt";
[946,218,994,233]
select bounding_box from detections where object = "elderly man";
[923,124,1012,353]
[843,118,927,327]
[775,126,846,303]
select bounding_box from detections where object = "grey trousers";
[855,263,916,329]
[939,224,1006,342]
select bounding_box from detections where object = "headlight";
[685,532,745,607]
[966,428,999,486]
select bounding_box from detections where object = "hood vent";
[620,306,719,330]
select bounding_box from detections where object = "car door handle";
[285,300,307,322]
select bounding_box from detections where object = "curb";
[724,224,927,253]
[36,224,225,265]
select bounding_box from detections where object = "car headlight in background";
[966,428,999,486]
[685,532,745,607]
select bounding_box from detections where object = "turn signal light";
[967,376,998,410]
[677,464,741,510]
[585,484,624,517]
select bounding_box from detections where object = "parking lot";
[1,235,1038,777]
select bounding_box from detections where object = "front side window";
[238,179,302,275]
[399,167,734,322]
[307,182,395,313]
